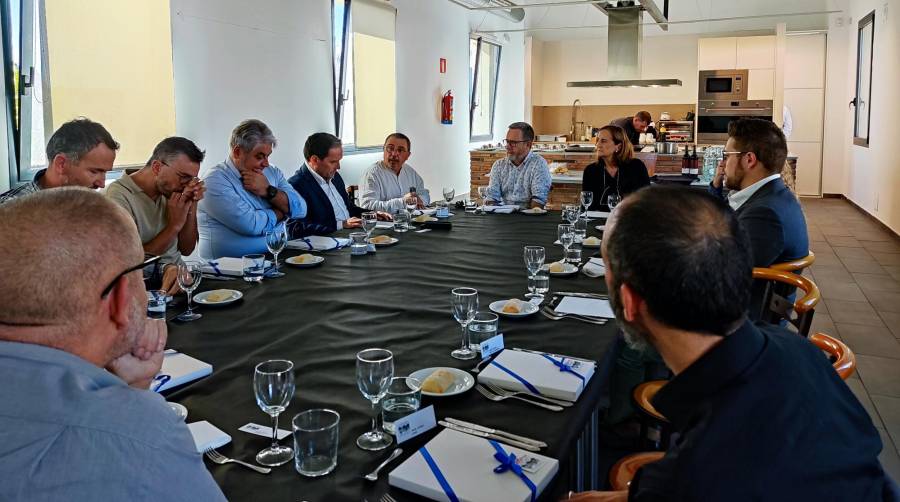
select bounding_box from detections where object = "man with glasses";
[106,137,206,294]
[0,188,226,500]
[485,122,551,209]
[359,133,430,212]
[0,117,118,204]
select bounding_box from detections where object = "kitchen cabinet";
[785,34,826,88]
[747,68,775,100]
[698,37,736,70]
[788,142,822,196]
[736,36,776,69]
[784,88,825,142]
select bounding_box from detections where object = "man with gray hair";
[0,117,119,203]
[198,119,307,258]
[106,137,206,294]
[0,188,226,500]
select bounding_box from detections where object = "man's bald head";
[0,188,143,328]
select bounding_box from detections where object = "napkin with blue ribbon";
[389,428,558,502]
[201,257,272,277]
[285,235,350,251]
[477,349,595,402]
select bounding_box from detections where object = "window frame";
[852,11,874,148]
[468,36,502,143]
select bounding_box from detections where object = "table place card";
[394,405,437,444]
[239,422,291,440]
[555,296,615,319]
[479,333,505,359]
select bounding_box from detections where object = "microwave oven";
[698,70,748,101]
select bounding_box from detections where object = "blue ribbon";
[541,354,586,389]
[489,440,538,502]
[419,446,460,502]
[206,260,222,276]
[329,236,340,250]
[301,238,314,250]
[152,374,171,393]
[490,361,542,396]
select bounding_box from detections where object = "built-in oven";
[696,100,774,144]
[698,69,748,101]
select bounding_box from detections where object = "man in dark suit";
[287,133,389,237]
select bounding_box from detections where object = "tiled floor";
[801,197,900,480]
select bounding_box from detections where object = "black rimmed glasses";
[501,139,529,147]
[101,255,161,298]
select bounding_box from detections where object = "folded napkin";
[286,235,350,251]
[582,258,606,278]
[483,205,519,214]
[375,221,394,229]
[555,296,615,318]
[412,208,437,216]
[154,351,213,392]
[477,349,595,402]
[187,421,232,453]
[389,428,558,502]
[585,211,610,219]
[201,257,272,277]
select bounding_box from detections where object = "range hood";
[567,0,680,89]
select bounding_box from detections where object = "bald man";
[0,189,225,500]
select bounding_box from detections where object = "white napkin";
[478,349,595,401]
[187,421,232,452]
[155,351,213,392]
[594,225,606,231]
[286,235,350,251]
[201,257,272,277]
[581,258,606,278]
[585,211,610,219]
[375,221,394,229]
[555,296,615,318]
[412,208,437,216]
[482,205,519,214]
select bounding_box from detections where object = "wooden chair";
[770,251,815,272]
[609,452,665,490]
[347,184,359,205]
[810,332,856,380]
[632,380,670,450]
[753,267,821,336]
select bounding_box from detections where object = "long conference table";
[164,209,620,501]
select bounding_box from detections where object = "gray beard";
[619,320,652,352]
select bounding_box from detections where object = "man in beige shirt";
[106,137,205,294]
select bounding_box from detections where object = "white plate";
[369,236,399,246]
[435,212,455,219]
[411,216,438,223]
[193,289,243,306]
[595,225,606,231]
[489,300,539,317]
[520,208,547,215]
[285,255,325,268]
[168,402,188,421]
[542,263,579,276]
[581,238,602,248]
[409,367,475,397]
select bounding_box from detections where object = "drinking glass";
[293,409,340,477]
[350,232,369,255]
[477,186,489,214]
[523,245,545,300]
[381,377,422,434]
[574,216,588,244]
[405,196,418,215]
[450,287,478,360]
[580,191,593,214]
[356,348,394,450]
[468,312,499,351]
[253,359,296,466]
[242,253,266,282]
[443,187,455,203]
[562,204,579,224]
[176,262,202,321]
[265,223,287,278]
[607,194,621,210]
[147,290,167,319]
[558,224,575,260]
[533,271,550,296]
[393,210,409,232]
[362,211,377,238]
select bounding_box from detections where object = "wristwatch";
[264,185,278,201]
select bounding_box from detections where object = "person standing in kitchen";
[609,111,652,147]
[581,125,650,211]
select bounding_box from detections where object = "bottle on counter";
[689,147,700,176]
[681,146,691,175]
[658,122,667,143]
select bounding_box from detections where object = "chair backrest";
[347,184,359,204]
[809,332,856,380]
[609,452,665,491]
[752,267,821,336]
[771,251,815,272]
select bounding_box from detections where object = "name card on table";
[480,334,505,359]
[395,405,437,444]
[239,422,291,440]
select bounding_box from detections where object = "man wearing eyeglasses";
[359,133,430,212]
[485,122,551,209]
[0,189,226,500]
[106,137,206,295]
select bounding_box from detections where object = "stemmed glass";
[362,211,377,240]
[405,195,418,216]
[562,204,579,224]
[524,246,546,300]
[450,287,478,360]
[580,191,593,216]
[443,187,455,203]
[265,223,287,278]
[253,359,296,466]
[477,186,489,214]
[608,194,621,210]
[356,348,394,451]
[176,262,202,321]
[558,224,575,262]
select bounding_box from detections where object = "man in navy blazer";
[287,133,389,237]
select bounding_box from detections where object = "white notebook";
[155,351,213,392]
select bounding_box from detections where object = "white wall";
[171,0,525,199]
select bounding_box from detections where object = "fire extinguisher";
[441,90,453,125]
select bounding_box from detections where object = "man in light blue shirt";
[485,122,551,209]
[198,119,307,258]
[0,189,225,501]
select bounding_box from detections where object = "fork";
[482,382,574,407]
[476,384,563,411]
[541,307,607,325]
[380,494,399,502]
[204,448,272,474]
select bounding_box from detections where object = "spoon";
[364,448,403,482]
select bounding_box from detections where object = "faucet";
[570,99,582,141]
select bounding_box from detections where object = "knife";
[438,421,542,452]
[511,347,596,367]
[444,417,547,448]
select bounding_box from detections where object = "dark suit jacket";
[286,165,363,237]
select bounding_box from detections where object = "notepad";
[555,297,615,319]
[156,351,213,392]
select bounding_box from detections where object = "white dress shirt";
[308,165,350,229]
[359,161,430,213]
[728,173,782,211]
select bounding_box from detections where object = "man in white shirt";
[359,133,430,213]
[485,122,552,209]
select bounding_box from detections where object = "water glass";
[242,253,266,282]
[356,348,394,450]
[562,204,579,224]
[265,223,287,278]
[435,200,449,218]
[382,377,422,434]
[254,359,296,466]
[558,224,575,257]
[523,245,545,300]
[176,262,202,321]
[468,312,499,351]
[477,186,489,214]
[607,194,621,210]
[565,246,583,264]
[443,187,455,203]
[574,216,588,244]
[530,271,550,295]
[147,289,167,319]
[362,211,377,237]
[293,409,340,477]
[451,287,478,360]
[350,232,369,256]
[393,210,410,232]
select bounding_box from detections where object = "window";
[2,0,176,187]
[852,11,874,147]
[468,37,501,142]
[332,0,396,151]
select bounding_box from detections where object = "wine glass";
[253,359,296,466]
[608,194,621,210]
[524,246,546,300]
[356,348,394,451]
[558,224,574,261]
[450,287,478,360]
[580,191,593,216]
[176,262,202,321]
[362,211,377,239]
[443,187,455,203]
[562,204,579,224]
[477,186,489,214]
[405,195,418,215]
[265,223,287,278]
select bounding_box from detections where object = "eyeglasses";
[101,255,161,298]
[384,145,408,154]
[721,151,748,159]
[502,139,529,147]
[160,161,197,183]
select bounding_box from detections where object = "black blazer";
[286,165,363,237]
[581,158,650,211]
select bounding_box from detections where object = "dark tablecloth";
[165,210,618,502]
